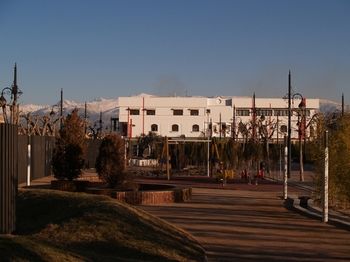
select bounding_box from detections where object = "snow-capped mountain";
[319,99,342,114]
[20,98,119,129]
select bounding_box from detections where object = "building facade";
[116,94,320,142]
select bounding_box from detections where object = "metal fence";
[17,135,56,184]
[17,137,101,185]
[1,122,101,234]
[0,124,18,234]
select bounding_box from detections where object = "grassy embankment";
[0,189,205,261]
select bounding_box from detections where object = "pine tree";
[52,109,86,181]
[96,133,125,188]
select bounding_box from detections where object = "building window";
[173,109,183,116]
[190,109,199,116]
[256,109,273,117]
[274,109,289,116]
[146,109,155,115]
[172,124,179,132]
[206,109,211,114]
[192,124,199,132]
[151,124,158,132]
[129,109,140,115]
[236,109,250,116]
[280,125,287,133]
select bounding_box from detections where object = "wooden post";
[323,130,329,223]
[165,136,170,180]
[283,135,288,200]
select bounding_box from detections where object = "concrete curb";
[285,196,350,231]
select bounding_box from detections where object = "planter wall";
[51,180,90,192]
[114,187,192,205]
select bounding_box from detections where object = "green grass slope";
[0,189,206,261]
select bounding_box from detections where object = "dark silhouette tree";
[52,109,86,180]
[96,133,125,188]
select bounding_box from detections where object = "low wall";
[114,187,192,205]
[85,184,192,205]
[129,158,158,167]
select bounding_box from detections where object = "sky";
[0,0,349,105]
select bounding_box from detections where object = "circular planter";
[51,180,90,192]
[86,183,192,205]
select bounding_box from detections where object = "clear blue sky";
[0,0,349,104]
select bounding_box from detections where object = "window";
[192,124,199,132]
[274,109,289,116]
[173,109,183,116]
[256,109,272,117]
[151,124,158,132]
[280,125,287,133]
[190,109,199,116]
[206,109,211,114]
[172,124,179,132]
[129,109,140,115]
[146,109,155,115]
[236,109,250,116]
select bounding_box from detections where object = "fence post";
[27,136,31,186]
[323,130,329,223]
[283,135,288,200]
[0,124,18,234]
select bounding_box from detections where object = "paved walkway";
[141,188,350,261]
[24,172,350,261]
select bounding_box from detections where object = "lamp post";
[297,97,306,181]
[48,104,62,136]
[287,72,292,179]
[0,64,22,125]
[286,71,305,180]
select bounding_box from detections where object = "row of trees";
[311,112,350,208]
[52,109,125,188]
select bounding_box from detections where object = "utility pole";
[342,93,344,116]
[11,63,19,124]
[166,136,170,180]
[252,92,257,141]
[287,71,292,178]
[219,113,222,139]
[60,88,63,130]
[99,111,103,137]
[232,105,236,140]
[84,101,87,135]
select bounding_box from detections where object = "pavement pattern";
[140,187,350,262]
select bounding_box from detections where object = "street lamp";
[296,97,306,181]
[0,64,23,125]
[286,71,305,180]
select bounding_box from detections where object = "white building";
[115,94,320,142]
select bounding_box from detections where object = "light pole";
[48,104,62,136]
[286,71,305,180]
[0,64,22,125]
[297,98,306,181]
[287,72,292,179]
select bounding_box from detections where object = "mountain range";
[19,97,345,130]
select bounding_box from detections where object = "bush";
[312,112,350,207]
[96,134,125,188]
[52,109,86,181]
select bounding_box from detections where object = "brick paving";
[140,188,350,261]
